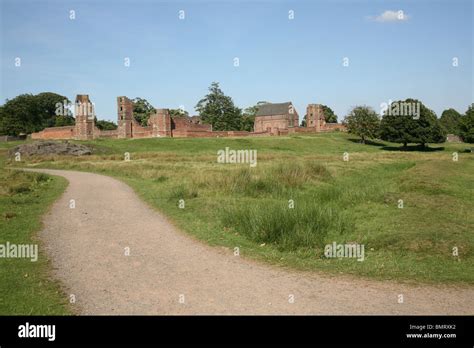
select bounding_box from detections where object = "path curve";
[26,168,473,314]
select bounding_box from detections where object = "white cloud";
[369,10,410,23]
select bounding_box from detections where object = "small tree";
[195,82,242,131]
[343,106,380,144]
[460,104,474,143]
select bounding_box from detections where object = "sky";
[1,0,473,123]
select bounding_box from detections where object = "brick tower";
[117,96,134,138]
[148,109,172,137]
[306,104,326,132]
[74,94,95,140]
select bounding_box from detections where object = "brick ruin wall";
[31,126,75,140]
[30,97,345,140]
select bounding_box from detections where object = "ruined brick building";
[254,102,299,135]
[31,94,345,140]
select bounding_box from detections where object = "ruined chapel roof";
[256,102,293,116]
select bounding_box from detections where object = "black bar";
[0,316,472,346]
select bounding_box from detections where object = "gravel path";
[27,168,473,315]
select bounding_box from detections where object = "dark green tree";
[343,106,380,143]
[54,114,75,127]
[94,118,118,130]
[195,82,242,131]
[36,92,71,128]
[132,97,156,126]
[321,105,338,123]
[380,99,445,148]
[0,92,70,136]
[459,104,474,143]
[440,108,462,135]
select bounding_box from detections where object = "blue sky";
[1,0,472,122]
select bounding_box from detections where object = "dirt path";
[26,168,473,315]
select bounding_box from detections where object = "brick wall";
[31,126,75,140]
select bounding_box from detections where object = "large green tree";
[459,104,474,143]
[380,99,445,147]
[195,82,242,131]
[132,97,156,126]
[440,108,462,135]
[343,106,380,143]
[0,92,71,136]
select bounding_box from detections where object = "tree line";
[1,85,473,145]
[343,100,474,146]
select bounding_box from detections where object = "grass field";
[3,132,474,285]
[0,147,71,314]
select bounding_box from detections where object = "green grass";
[0,151,71,315]
[4,132,474,284]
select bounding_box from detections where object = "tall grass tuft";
[221,199,352,251]
[167,184,198,201]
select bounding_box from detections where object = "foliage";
[169,109,189,118]
[440,108,462,135]
[343,105,380,143]
[132,97,156,126]
[241,102,267,132]
[195,82,242,131]
[0,92,70,136]
[95,118,118,130]
[380,99,445,147]
[321,105,338,123]
[459,104,474,143]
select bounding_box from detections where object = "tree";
[54,114,75,127]
[169,108,189,118]
[94,118,118,130]
[132,97,156,126]
[380,99,445,148]
[440,108,462,135]
[0,92,70,136]
[36,92,72,128]
[195,82,242,131]
[321,105,338,123]
[343,106,380,143]
[459,104,474,143]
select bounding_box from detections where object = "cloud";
[368,10,410,23]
